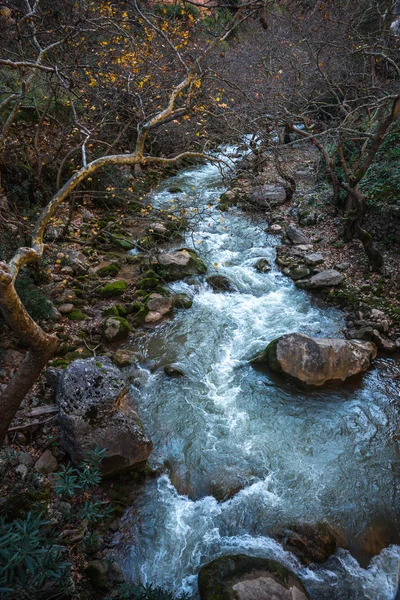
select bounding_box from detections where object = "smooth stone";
[270,224,283,233]
[308,269,344,288]
[252,333,377,386]
[198,554,309,600]
[58,303,74,314]
[248,185,287,208]
[34,450,58,474]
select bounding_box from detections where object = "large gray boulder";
[286,224,310,245]
[308,269,344,288]
[252,333,377,386]
[154,249,207,281]
[198,554,309,600]
[248,185,287,209]
[57,357,152,476]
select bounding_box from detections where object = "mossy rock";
[155,286,170,296]
[126,301,143,314]
[198,554,310,600]
[173,293,193,309]
[99,280,127,298]
[96,262,120,278]
[65,348,93,361]
[68,309,89,321]
[49,358,70,369]
[155,249,207,282]
[56,342,69,356]
[132,305,149,324]
[110,234,135,251]
[102,316,131,342]
[138,277,160,291]
[102,306,120,317]
[115,304,128,317]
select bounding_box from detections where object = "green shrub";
[0,512,71,599]
[360,125,400,205]
[107,583,190,600]
[15,270,53,321]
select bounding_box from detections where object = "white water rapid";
[115,149,400,600]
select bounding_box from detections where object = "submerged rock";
[57,357,152,476]
[198,554,309,600]
[164,364,185,377]
[172,293,193,309]
[206,275,235,292]
[273,522,342,565]
[252,333,377,386]
[254,258,271,273]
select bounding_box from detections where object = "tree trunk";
[0,264,60,445]
[343,186,383,270]
[0,342,59,445]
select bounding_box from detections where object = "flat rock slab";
[304,253,324,266]
[309,269,344,287]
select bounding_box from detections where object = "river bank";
[225,144,400,353]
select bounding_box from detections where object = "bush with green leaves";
[106,583,190,600]
[15,269,53,321]
[360,125,400,205]
[54,448,113,522]
[0,512,71,599]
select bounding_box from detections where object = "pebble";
[15,464,29,480]
[58,303,74,314]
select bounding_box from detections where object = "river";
[116,149,400,599]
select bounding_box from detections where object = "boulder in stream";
[206,275,235,292]
[154,249,207,281]
[272,522,342,565]
[252,333,377,386]
[57,357,152,476]
[198,554,310,600]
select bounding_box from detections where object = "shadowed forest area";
[0,1,400,599]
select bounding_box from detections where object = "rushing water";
[116,151,400,599]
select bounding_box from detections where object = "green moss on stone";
[68,308,89,321]
[97,262,120,278]
[99,280,127,298]
[138,277,159,290]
